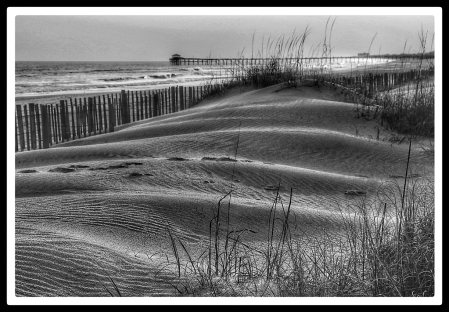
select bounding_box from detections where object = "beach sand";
[15,82,433,296]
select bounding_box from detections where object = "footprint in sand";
[128,172,144,177]
[201,156,237,162]
[344,190,367,196]
[108,164,128,169]
[217,157,237,162]
[49,167,75,173]
[201,157,217,161]
[18,169,37,173]
[89,167,108,171]
[264,185,285,191]
[69,165,90,169]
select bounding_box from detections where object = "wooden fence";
[323,68,434,96]
[15,85,206,152]
[15,68,434,153]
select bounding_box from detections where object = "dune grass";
[151,27,435,297]
[96,25,435,297]
[155,134,434,297]
[199,26,434,138]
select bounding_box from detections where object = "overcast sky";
[14,11,435,62]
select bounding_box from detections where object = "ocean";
[15,61,230,105]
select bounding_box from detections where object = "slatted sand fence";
[315,68,434,96]
[15,85,206,152]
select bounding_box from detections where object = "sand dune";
[15,82,433,296]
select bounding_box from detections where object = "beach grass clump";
[334,29,434,138]
[376,78,434,137]
[199,25,335,98]
[159,174,434,297]
[199,25,434,139]
[369,30,434,137]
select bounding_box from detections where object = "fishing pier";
[169,53,430,66]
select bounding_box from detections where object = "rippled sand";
[15,82,433,296]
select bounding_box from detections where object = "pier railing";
[169,55,434,66]
[15,85,206,152]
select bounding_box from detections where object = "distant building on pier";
[169,54,183,65]
[358,52,370,58]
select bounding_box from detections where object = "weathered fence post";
[153,92,159,117]
[56,103,61,143]
[92,98,98,135]
[120,90,129,124]
[102,96,107,132]
[98,97,103,134]
[175,86,179,111]
[35,104,42,149]
[46,105,52,146]
[15,115,18,152]
[64,100,70,141]
[179,86,184,111]
[28,103,37,149]
[135,91,140,121]
[82,99,87,137]
[139,91,144,120]
[145,92,149,119]
[115,94,120,125]
[160,91,164,116]
[171,87,176,113]
[139,91,143,120]
[16,105,25,151]
[45,105,51,147]
[23,105,31,151]
[88,97,94,136]
[69,99,75,140]
[159,92,163,116]
[59,101,66,142]
[75,100,80,138]
[164,89,168,114]
[131,91,135,122]
[108,97,115,133]
[51,105,57,144]
[93,97,99,133]
[188,87,192,108]
[40,104,49,149]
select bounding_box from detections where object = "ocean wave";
[101,76,141,82]
[178,67,204,72]
[148,73,178,79]
[15,76,218,95]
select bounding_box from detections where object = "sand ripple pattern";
[15,83,433,296]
